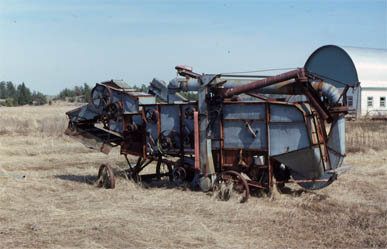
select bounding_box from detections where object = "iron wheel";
[96,163,115,189]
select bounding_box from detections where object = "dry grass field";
[0,103,386,248]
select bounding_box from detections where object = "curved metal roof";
[305,45,387,88]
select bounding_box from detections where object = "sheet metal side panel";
[123,95,139,113]
[270,104,304,122]
[326,116,345,169]
[327,149,344,171]
[68,103,101,122]
[138,96,156,105]
[144,105,158,152]
[273,146,323,179]
[269,104,311,155]
[160,105,180,132]
[223,121,267,149]
[327,116,345,154]
[223,103,266,120]
[269,123,310,155]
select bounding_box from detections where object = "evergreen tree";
[58,88,76,100]
[17,82,32,105]
[0,81,45,106]
[57,83,92,103]
[74,86,81,96]
[6,81,16,99]
[140,84,149,93]
[32,91,47,105]
[83,83,91,103]
[0,81,6,99]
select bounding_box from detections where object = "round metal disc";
[91,84,112,111]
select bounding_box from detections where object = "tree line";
[57,83,92,103]
[0,81,47,106]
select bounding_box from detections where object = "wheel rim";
[97,163,115,189]
[214,170,250,203]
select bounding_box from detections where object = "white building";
[349,87,386,116]
[305,45,387,118]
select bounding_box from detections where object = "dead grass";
[346,119,387,153]
[0,104,386,248]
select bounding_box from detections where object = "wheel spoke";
[213,170,250,203]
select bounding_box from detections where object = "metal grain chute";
[64,45,364,201]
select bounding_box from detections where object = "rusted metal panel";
[64,127,113,154]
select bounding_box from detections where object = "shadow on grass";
[54,170,179,189]
[55,171,328,201]
[55,174,97,185]
[140,179,187,190]
[249,186,329,201]
[278,186,329,200]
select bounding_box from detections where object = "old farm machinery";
[65,47,354,202]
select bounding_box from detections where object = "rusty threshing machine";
[65,46,355,202]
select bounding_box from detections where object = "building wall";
[346,87,361,118]
[360,88,387,115]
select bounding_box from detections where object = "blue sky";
[0,0,386,95]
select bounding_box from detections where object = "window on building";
[381,97,386,108]
[347,96,353,107]
[367,96,373,107]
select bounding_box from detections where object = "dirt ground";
[0,104,386,248]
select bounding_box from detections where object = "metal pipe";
[253,80,300,94]
[168,75,300,93]
[168,78,201,91]
[304,90,331,121]
[224,68,306,98]
[194,111,200,171]
[312,81,341,104]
